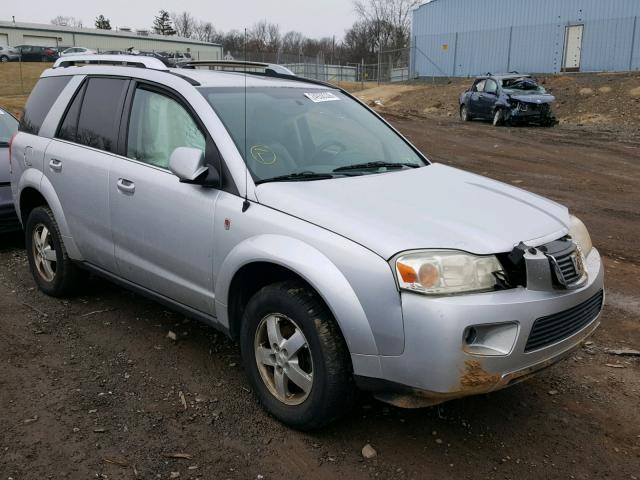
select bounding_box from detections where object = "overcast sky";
[4,0,359,39]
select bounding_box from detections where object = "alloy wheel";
[32,224,57,282]
[254,313,314,405]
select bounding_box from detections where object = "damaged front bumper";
[353,248,604,408]
[507,102,557,125]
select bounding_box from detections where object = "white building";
[0,20,222,60]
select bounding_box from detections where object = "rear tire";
[25,206,84,297]
[240,281,355,430]
[0,55,8,63]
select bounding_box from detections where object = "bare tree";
[353,0,420,50]
[172,11,196,38]
[193,21,217,43]
[282,31,305,54]
[51,16,84,28]
[266,23,281,53]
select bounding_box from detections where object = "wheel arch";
[215,235,379,356]
[18,172,83,260]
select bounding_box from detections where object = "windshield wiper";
[333,161,421,173]
[255,171,336,185]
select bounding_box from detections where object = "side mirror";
[169,147,220,186]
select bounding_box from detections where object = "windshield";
[199,87,427,182]
[501,77,547,94]
[0,110,18,144]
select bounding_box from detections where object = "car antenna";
[242,27,251,213]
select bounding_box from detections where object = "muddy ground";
[1,113,639,480]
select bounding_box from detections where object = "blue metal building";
[411,0,640,77]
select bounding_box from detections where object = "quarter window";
[126,87,205,169]
[19,76,71,135]
[74,77,128,152]
[57,83,85,143]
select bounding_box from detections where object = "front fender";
[214,234,379,356]
[18,169,83,260]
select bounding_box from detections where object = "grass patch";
[0,62,51,116]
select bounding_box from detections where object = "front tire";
[460,104,472,121]
[493,108,506,126]
[240,281,354,430]
[0,55,8,63]
[25,207,83,297]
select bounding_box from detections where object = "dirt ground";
[1,70,640,480]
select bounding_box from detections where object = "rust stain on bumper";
[460,360,501,389]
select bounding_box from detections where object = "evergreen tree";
[95,15,111,30]
[152,10,176,36]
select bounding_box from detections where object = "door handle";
[49,158,62,172]
[116,178,135,194]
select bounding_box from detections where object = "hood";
[256,164,569,259]
[509,93,555,104]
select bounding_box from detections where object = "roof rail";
[179,60,294,76]
[53,54,169,70]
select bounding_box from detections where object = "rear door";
[109,82,220,314]
[44,76,129,271]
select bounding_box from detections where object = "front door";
[109,83,220,314]
[563,25,584,72]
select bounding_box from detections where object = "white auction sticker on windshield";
[304,92,340,103]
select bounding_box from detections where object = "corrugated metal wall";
[412,0,640,77]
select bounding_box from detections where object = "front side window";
[483,80,498,94]
[19,76,71,135]
[126,87,205,169]
[199,87,426,183]
[74,77,128,152]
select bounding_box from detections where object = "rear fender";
[18,170,83,260]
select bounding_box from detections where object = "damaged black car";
[459,74,558,127]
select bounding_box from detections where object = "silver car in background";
[10,56,604,430]
[0,45,20,63]
[0,108,19,232]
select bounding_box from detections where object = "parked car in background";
[137,51,171,66]
[10,56,603,430]
[60,47,97,57]
[0,45,20,63]
[166,51,192,66]
[460,73,558,127]
[0,108,20,233]
[14,45,59,62]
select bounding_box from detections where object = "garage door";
[23,35,58,47]
[0,33,8,46]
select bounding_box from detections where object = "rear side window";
[57,83,86,143]
[73,77,128,152]
[19,76,71,135]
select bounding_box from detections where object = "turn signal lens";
[397,261,417,283]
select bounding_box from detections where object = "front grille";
[525,290,604,352]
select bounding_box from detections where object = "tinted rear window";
[19,76,71,135]
[74,77,129,152]
[0,111,19,144]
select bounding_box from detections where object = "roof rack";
[53,54,169,71]
[179,60,294,76]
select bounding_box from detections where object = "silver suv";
[10,55,604,430]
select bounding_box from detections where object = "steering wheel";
[310,140,348,163]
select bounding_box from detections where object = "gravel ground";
[1,116,639,480]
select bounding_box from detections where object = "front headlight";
[569,215,593,256]
[394,250,503,295]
